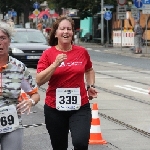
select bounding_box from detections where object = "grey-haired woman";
[0,22,40,149]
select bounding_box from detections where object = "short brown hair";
[49,16,75,46]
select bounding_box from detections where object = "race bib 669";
[0,105,19,133]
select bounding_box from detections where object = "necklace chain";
[56,45,72,52]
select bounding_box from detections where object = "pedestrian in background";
[36,16,98,150]
[7,17,15,31]
[134,19,143,54]
[42,21,46,29]
[96,22,101,38]
[37,20,43,31]
[0,22,40,150]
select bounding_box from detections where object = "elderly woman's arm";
[30,92,40,105]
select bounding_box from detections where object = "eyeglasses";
[0,36,7,41]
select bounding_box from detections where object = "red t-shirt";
[37,45,92,108]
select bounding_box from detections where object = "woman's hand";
[53,54,67,67]
[17,100,32,115]
[88,87,98,100]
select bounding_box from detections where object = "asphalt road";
[22,44,150,150]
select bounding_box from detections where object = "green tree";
[50,0,132,19]
[50,0,95,19]
[0,0,133,22]
[0,0,45,24]
[13,0,31,24]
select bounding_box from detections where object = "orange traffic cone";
[89,103,107,144]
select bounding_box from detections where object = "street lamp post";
[101,0,104,45]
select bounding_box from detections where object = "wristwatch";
[87,85,95,91]
[29,98,35,106]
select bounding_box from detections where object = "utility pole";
[101,0,104,45]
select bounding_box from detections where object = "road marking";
[124,85,149,93]
[22,111,37,115]
[86,48,102,52]
[122,77,150,79]
[94,50,101,52]
[96,71,134,73]
[122,77,139,79]
[22,123,46,129]
[96,71,150,79]
[95,77,115,79]
[139,71,150,73]
[96,70,150,73]
[114,85,148,95]
[86,48,92,50]
[108,62,122,65]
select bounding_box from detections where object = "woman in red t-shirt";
[36,16,97,150]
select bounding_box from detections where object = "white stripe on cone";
[92,110,99,118]
[90,125,101,133]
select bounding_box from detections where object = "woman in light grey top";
[134,19,143,54]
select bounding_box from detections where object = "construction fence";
[113,30,134,47]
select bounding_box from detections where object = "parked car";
[14,24,24,28]
[9,28,50,65]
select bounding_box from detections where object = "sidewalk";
[78,41,150,59]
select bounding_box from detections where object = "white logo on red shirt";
[59,62,82,67]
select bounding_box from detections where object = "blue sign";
[134,0,143,8]
[12,11,17,17]
[8,11,12,15]
[104,11,112,20]
[8,11,17,17]
[142,0,150,4]
[33,2,40,9]
[43,14,48,19]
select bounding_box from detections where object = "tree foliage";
[50,0,96,19]
[50,0,132,19]
[0,0,46,23]
[0,0,30,23]
[0,0,133,22]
